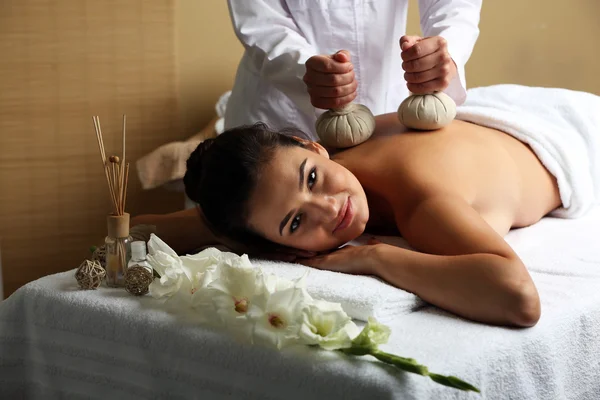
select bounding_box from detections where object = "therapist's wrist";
[402,36,457,94]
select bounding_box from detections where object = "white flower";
[147,235,222,308]
[147,233,179,259]
[204,254,269,328]
[299,300,360,350]
[147,249,190,301]
[141,237,480,393]
[180,248,226,307]
[220,251,254,269]
[349,317,392,352]
[180,247,223,272]
[247,280,310,349]
[264,273,296,293]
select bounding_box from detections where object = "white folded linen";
[255,254,425,323]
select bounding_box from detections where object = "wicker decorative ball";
[75,259,106,289]
[125,266,154,296]
[91,245,107,270]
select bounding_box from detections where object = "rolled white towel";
[254,256,425,323]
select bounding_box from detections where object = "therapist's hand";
[304,50,358,110]
[400,35,457,94]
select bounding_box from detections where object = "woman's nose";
[307,195,338,222]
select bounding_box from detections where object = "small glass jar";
[105,213,132,287]
[127,241,152,273]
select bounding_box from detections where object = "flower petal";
[298,300,357,350]
[148,233,179,258]
[350,317,392,352]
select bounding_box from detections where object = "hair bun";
[184,138,215,203]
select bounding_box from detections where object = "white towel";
[457,84,600,218]
[255,260,424,324]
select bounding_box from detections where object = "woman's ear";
[307,141,330,158]
[290,136,330,159]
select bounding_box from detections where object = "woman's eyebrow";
[279,158,308,236]
[298,158,307,190]
[279,210,293,236]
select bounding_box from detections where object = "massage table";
[1,206,600,399]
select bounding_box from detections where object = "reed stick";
[112,161,120,214]
[91,115,130,217]
[95,117,108,164]
[120,115,126,214]
[93,117,117,213]
[123,163,130,214]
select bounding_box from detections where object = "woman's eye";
[307,168,317,189]
[290,215,301,233]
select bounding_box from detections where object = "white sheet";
[1,208,600,399]
[256,258,425,323]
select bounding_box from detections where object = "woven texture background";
[0,0,181,296]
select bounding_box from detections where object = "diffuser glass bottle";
[105,212,132,287]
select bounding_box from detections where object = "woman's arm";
[373,245,539,327]
[375,195,540,327]
[301,194,540,327]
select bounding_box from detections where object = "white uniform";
[225,0,481,140]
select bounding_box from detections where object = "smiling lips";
[333,196,353,233]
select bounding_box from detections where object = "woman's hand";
[304,50,358,110]
[296,239,383,275]
[400,35,457,94]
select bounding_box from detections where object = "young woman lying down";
[131,85,600,329]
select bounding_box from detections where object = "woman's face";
[247,143,369,252]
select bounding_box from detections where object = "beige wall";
[0,0,184,297]
[407,0,600,94]
[176,0,243,137]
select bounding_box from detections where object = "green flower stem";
[371,350,430,376]
[341,347,371,357]
[428,373,481,393]
[342,348,480,393]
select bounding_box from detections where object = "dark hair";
[184,123,306,254]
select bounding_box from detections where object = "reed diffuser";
[92,115,132,287]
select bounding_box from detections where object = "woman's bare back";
[334,118,562,236]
